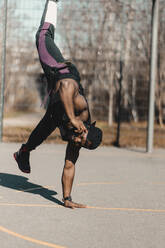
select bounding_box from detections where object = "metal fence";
[0,0,165,150]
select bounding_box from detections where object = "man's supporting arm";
[61,142,86,209]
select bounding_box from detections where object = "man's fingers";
[83,127,88,133]
[71,119,87,133]
[75,126,86,133]
[75,129,82,133]
[80,124,87,132]
[64,200,87,209]
[76,204,87,208]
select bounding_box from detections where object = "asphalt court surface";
[0,143,165,248]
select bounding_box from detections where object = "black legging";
[35,1,81,92]
[25,101,64,151]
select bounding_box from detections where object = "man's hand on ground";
[70,118,87,133]
[64,200,87,209]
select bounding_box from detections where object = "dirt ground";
[3,120,165,148]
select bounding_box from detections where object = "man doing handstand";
[14,0,102,209]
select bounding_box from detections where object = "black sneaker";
[13,145,31,173]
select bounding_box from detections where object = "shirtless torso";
[55,78,89,132]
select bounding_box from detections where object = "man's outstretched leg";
[13,0,60,173]
[13,103,57,173]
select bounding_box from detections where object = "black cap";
[83,122,103,150]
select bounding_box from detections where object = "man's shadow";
[0,173,64,207]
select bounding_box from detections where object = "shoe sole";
[13,153,30,174]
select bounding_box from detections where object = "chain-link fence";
[0,0,165,148]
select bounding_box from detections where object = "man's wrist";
[63,196,72,202]
[70,117,76,123]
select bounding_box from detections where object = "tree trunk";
[108,71,114,126]
[131,77,138,122]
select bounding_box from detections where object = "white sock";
[45,0,58,28]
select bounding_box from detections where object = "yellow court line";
[0,203,62,208]
[0,202,165,213]
[86,206,165,213]
[0,225,67,248]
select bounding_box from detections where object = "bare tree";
[0,1,42,111]
[59,0,122,122]
[2,0,164,124]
